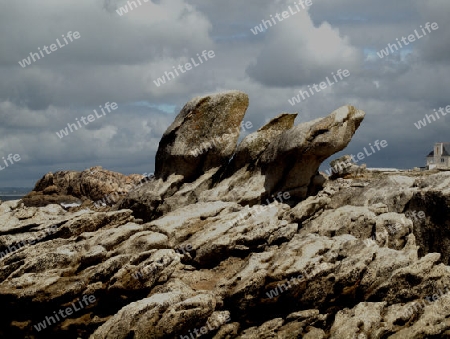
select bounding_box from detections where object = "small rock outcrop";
[327,154,367,179]
[21,166,145,207]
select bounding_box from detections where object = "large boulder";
[154,90,249,181]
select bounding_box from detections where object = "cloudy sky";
[0,0,448,187]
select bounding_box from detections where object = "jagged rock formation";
[120,91,365,221]
[1,92,450,338]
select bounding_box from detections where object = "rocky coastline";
[1,91,450,338]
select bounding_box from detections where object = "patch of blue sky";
[131,101,176,114]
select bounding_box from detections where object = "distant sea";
[0,195,25,201]
[0,188,31,202]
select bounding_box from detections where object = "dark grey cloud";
[0,0,449,187]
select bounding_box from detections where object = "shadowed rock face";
[10,92,450,338]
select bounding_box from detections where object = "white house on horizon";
[426,142,450,169]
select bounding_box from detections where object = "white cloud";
[246,1,362,87]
